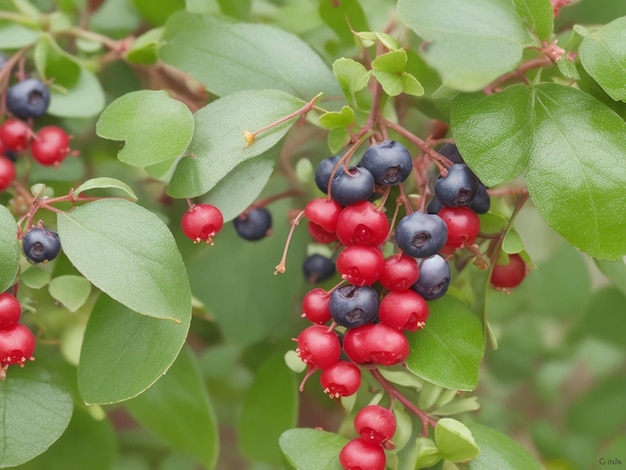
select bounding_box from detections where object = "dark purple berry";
[395,212,448,258]
[329,285,379,329]
[6,78,51,120]
[233,207,272,241]
[303,254,336,283]
[426,196,443,214]
[22,227,61,263]
[438,143,464,164]
[470,182,490,214]
[329,166,375,206]
[411,254,450,300]
[358,140,413,186]
[315,156,341,194]
[434,164,478,207]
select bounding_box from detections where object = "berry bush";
[1,1,626,469]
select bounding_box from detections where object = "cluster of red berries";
[0,291,35,379]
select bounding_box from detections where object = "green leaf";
[579,17,626,102]
[0,21,39,48]
[319,106,355,129]
[333,58,371,105]
[167,89,306,198]
[20,265,52,289]
[372,70,403,96]
[406,295,484,391]
[48,275,92,313]
[327,127,351,154]
[33,34,81,88]
[512,0,553,41]
[397,0,535,91]
[47,67,105,118]
[502,228,524,254]
[372,49,407,74]
[239,352,298,464]
[78,293,191,404]
[133,0,184,26]
[96,90,194,168]
[401,72,425,97]
[595,259,626,297]
[73,177,138,200]
[467,423,543,469]
[160,11,340,99]
[452,83,626,260]
[0,204,19,292]
[126,26,163,64]
[279,428,347,470]
[57,199,191,322]
[0,363,73,468]
[435,418,480,463]
[414,437,443,469]
[126,345,218,470]
[319,0,369,47]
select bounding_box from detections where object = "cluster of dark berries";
[22,226,62,264]
[0,291,35,379]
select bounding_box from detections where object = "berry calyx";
[0,118,32,151]
[336,201,389,247]
[0,155,16,191]
[295,325,341,370]
[336,245,384,286]
[181,204,224,244]
[0,323,35,369]
[339,437,386,470]
[0,292,22,330]
[22,227,62,263]
[233,207,272,241]
[354,405,397,446]
[320,360,361,398]
[6,78,51,120]
[30,126,72,166]
[490,253,527,290]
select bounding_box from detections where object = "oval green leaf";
[435,418,480,463]
[57,199,191,322]
[0,204,19,292]
[467,423,543,469]
[0,22,39,48]
[279,428,347,470]
[160,11,340,99]
[0,363,73,468]
[406,295,484,391]
[167,89,306,198]
[48,275,92,313]
[397,0,535,91]
[34,34,81,88]
[96,90,194,168]
[73,177,138,200]
[78,293,191,404]
[48,67,106,118]
[513,0,554,41]
[126,345,218,469]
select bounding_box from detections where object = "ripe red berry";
[320,360,361,398]
[295,325,341,370]
[0,323,35,368]
[336,201,389,247]
[30,126,71,166]
[304,198,343,233]
[0,119,31,151]
[438,206,480,250]
[181,204,224,244]
[378,290,429,332]
[354,405,397,446]
[0,155,16,191]
[307,220,338,244]
[336,245,385,286]
[343,323,409,367]
[0,292,22,330]
[378,253,419,291]
[339,437,386,470]
[301,288,332,324]
[490,253,527,290]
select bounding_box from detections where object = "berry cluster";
[0,291,35,378]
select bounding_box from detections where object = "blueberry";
[315,156,341,194]
[358,140,413,186]
[434,163,478,207]
[395,212,448,258]
[438,143,464,164]
[6,78,51,120]
[329,166,375,206]
[329,285,379,329]
[469,182,490,214]
[233,207,272,241]
[22,227,61,263]
[303,254,336,283]
[426,196,443,214]
[411,254,450,300]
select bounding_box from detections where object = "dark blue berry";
[303,254,336,283]
[22,227,61,263]
[426,196,443,214]
[395,212,448,258]
[233,207,272,241]
[329,166,375,206]
[469,182,490,214]
[315,156,341,194]
[411,254,450,300]
[434,164,478,207]
[6,78,51,120]
[329,285,379,329]
[438,143,464,164]
[358,140,413,186]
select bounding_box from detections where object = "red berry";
[339,437,386,470]
[301,288,332,324]
[304,198,343,233]
[295,325,341,370]
[378,253,419,291]
[336,201,389,247]
[320,360,361,398]
[30,126,71,166]
[378,290,429,332]
[490,253,527,290]
[0,156,15,191]
[0,323,35,367]
[336,245,385,286]
[0,292,22,330]
[343,323,409,367]
[307,220,338,244]
[0,119,31,151]
[354,405,397,446]
[181,204,224,244]
[438,206,480,250]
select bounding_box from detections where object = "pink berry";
[354,405,397,446]
[336,201,389,247]
[379,253,419,291]
[320,360,361,398]
[0,156,16,191]
[30,126,71,166]
[0,292,22,330]
[304,198,343,233]
[339,437,386,470]
[301,288,332,324]
[378,290,429,332]
[0,323,35,368]
[490,253,527,290]
[0,119,31,151]
[438,206,480,250]
[181,204,224,244]
[295,325,341,370]
[336,245,385,286]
